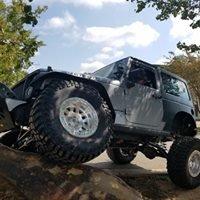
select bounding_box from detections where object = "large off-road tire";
[107,148,137,164]
[29,79,113,164]
[167,137,200,189]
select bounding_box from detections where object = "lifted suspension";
[109,139,168,159]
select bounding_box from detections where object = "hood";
[67,72,120,86]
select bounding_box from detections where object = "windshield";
[93,58,128,80]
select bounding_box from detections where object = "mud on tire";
[29,79,113,164]
[167,137,200,189]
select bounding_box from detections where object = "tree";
[0,0,47,86]
[165,52,200,113]
[128,0,200,53]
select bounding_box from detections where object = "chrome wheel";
[59,97,99,138]
[188,150,200,178]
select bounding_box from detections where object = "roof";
[129,56,187,83]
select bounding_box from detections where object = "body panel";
[159,68,196,132]
[125,84,164,128]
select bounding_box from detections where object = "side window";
[129,66,157,89]
[161,72,190,100]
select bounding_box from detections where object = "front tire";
[107,148,137,164]
[29,79,113,164]
[167,137,200,189]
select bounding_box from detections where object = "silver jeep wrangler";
[0,57,199,189]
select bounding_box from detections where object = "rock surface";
[0,144,142,200]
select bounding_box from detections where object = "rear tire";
[167,137,200,189]
[29,79,113,164]
[107,148,137,164]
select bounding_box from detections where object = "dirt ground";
[122,128,200,200]
[121,174,200,200]
[88,126,200,200]
[0,177,26,200]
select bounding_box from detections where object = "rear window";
[161,72,190,100]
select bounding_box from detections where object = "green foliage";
[127,0,200,53]
[165,52,200,108]
[0,0,47,86]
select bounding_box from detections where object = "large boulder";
[0,144,142,200]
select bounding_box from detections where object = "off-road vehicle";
[0,57,199,189]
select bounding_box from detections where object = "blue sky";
[29,0,200,73]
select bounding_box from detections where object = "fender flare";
[171,111,197,136]
[29,71,116,121]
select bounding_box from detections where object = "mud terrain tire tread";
[167,136,200,189]
[29,79,113,164]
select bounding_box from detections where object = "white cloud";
[102,47,113,53]
[155,57,168,65]
[90,48,124,62]
[80,46,124,72]
[80,21,159,72]
[81,61,105,72]
[66,0,125,8]
[91,53,110,61]
[45,11,76,29]
[44,11,79,38]
[170,16,200,46]
[47,17,66,29]
[28,65,40,73]
[83,22,160,48]
[113,50,124,58]
[34,0,124,8]
[34,51,40,57]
